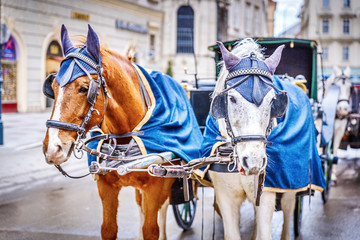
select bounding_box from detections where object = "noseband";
[46,44,109,138]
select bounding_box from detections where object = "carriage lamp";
[0,24,11,145]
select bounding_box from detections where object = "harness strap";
[232,135,267,144]
[337,99,350,104]
[132,64,151,114]
[84,131,145,145]
[47,120,85,134]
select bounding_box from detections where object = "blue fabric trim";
[227,58,272,104]
[56,46,100,86]
[86,65,203,165]
[134,65,203,162]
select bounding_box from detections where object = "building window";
[322,0,330,8]
[322,46,328,61]
[322,18,329,34]
[343,0,350,8]
[343,18,350,34]
[245,3,252,33]
[149,34,155,60]
[176,6,194,53]
[254,7,260,35]
[342,46,349,61]
[233,0,241,28]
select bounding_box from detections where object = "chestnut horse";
[43,25,177,240]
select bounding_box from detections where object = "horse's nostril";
[242,156,249,169]
[56,144,63,153]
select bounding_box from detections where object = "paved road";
[1,112,360,239]
[1,151,360,239]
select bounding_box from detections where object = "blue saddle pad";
[87,65,203,165]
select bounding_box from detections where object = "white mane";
[213,38,265,97]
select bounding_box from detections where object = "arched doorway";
[45,40,63,108]
[1,35,17,113]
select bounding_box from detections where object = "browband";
[226,68,272,81]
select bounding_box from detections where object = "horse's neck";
[102,60,146,135]
[323,75,334,98]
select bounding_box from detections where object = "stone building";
[1,0,273,112]
[300,0,360,82]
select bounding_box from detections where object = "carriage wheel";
[321,144,333,204]
[172,198,197,230]
[293,195,303,237]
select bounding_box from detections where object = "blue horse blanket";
[87,64,203,164]
[201,76,326,192]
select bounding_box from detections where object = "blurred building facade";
[300,0,360,83]
[1,0,273,112]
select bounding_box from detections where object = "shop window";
[46,41,63,108]
[1,35,17,112]
[177,6,194,53]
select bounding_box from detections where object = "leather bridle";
[333,74,351,119]
[211,55,287,147]
[46,45,109,139]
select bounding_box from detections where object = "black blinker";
[43,73,56,99]
[210,94,228,119]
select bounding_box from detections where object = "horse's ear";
[344,66,351,78]
[333,66,342,77]
[217,41,241,71]
[86,24,101,63]
[61,24,74,55]
[264,44,285,74]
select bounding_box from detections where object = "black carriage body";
[189,38,319,131]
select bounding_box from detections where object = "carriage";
[42,25,338,239]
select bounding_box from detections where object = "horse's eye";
[78,87,88,93]
[229,96,236,103]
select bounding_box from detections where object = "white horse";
[323,66,352,183]
[208,39,308,240]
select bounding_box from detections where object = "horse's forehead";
[56,47,98,87]
[228,89,274,114]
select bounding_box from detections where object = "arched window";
[177,6,194,53]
